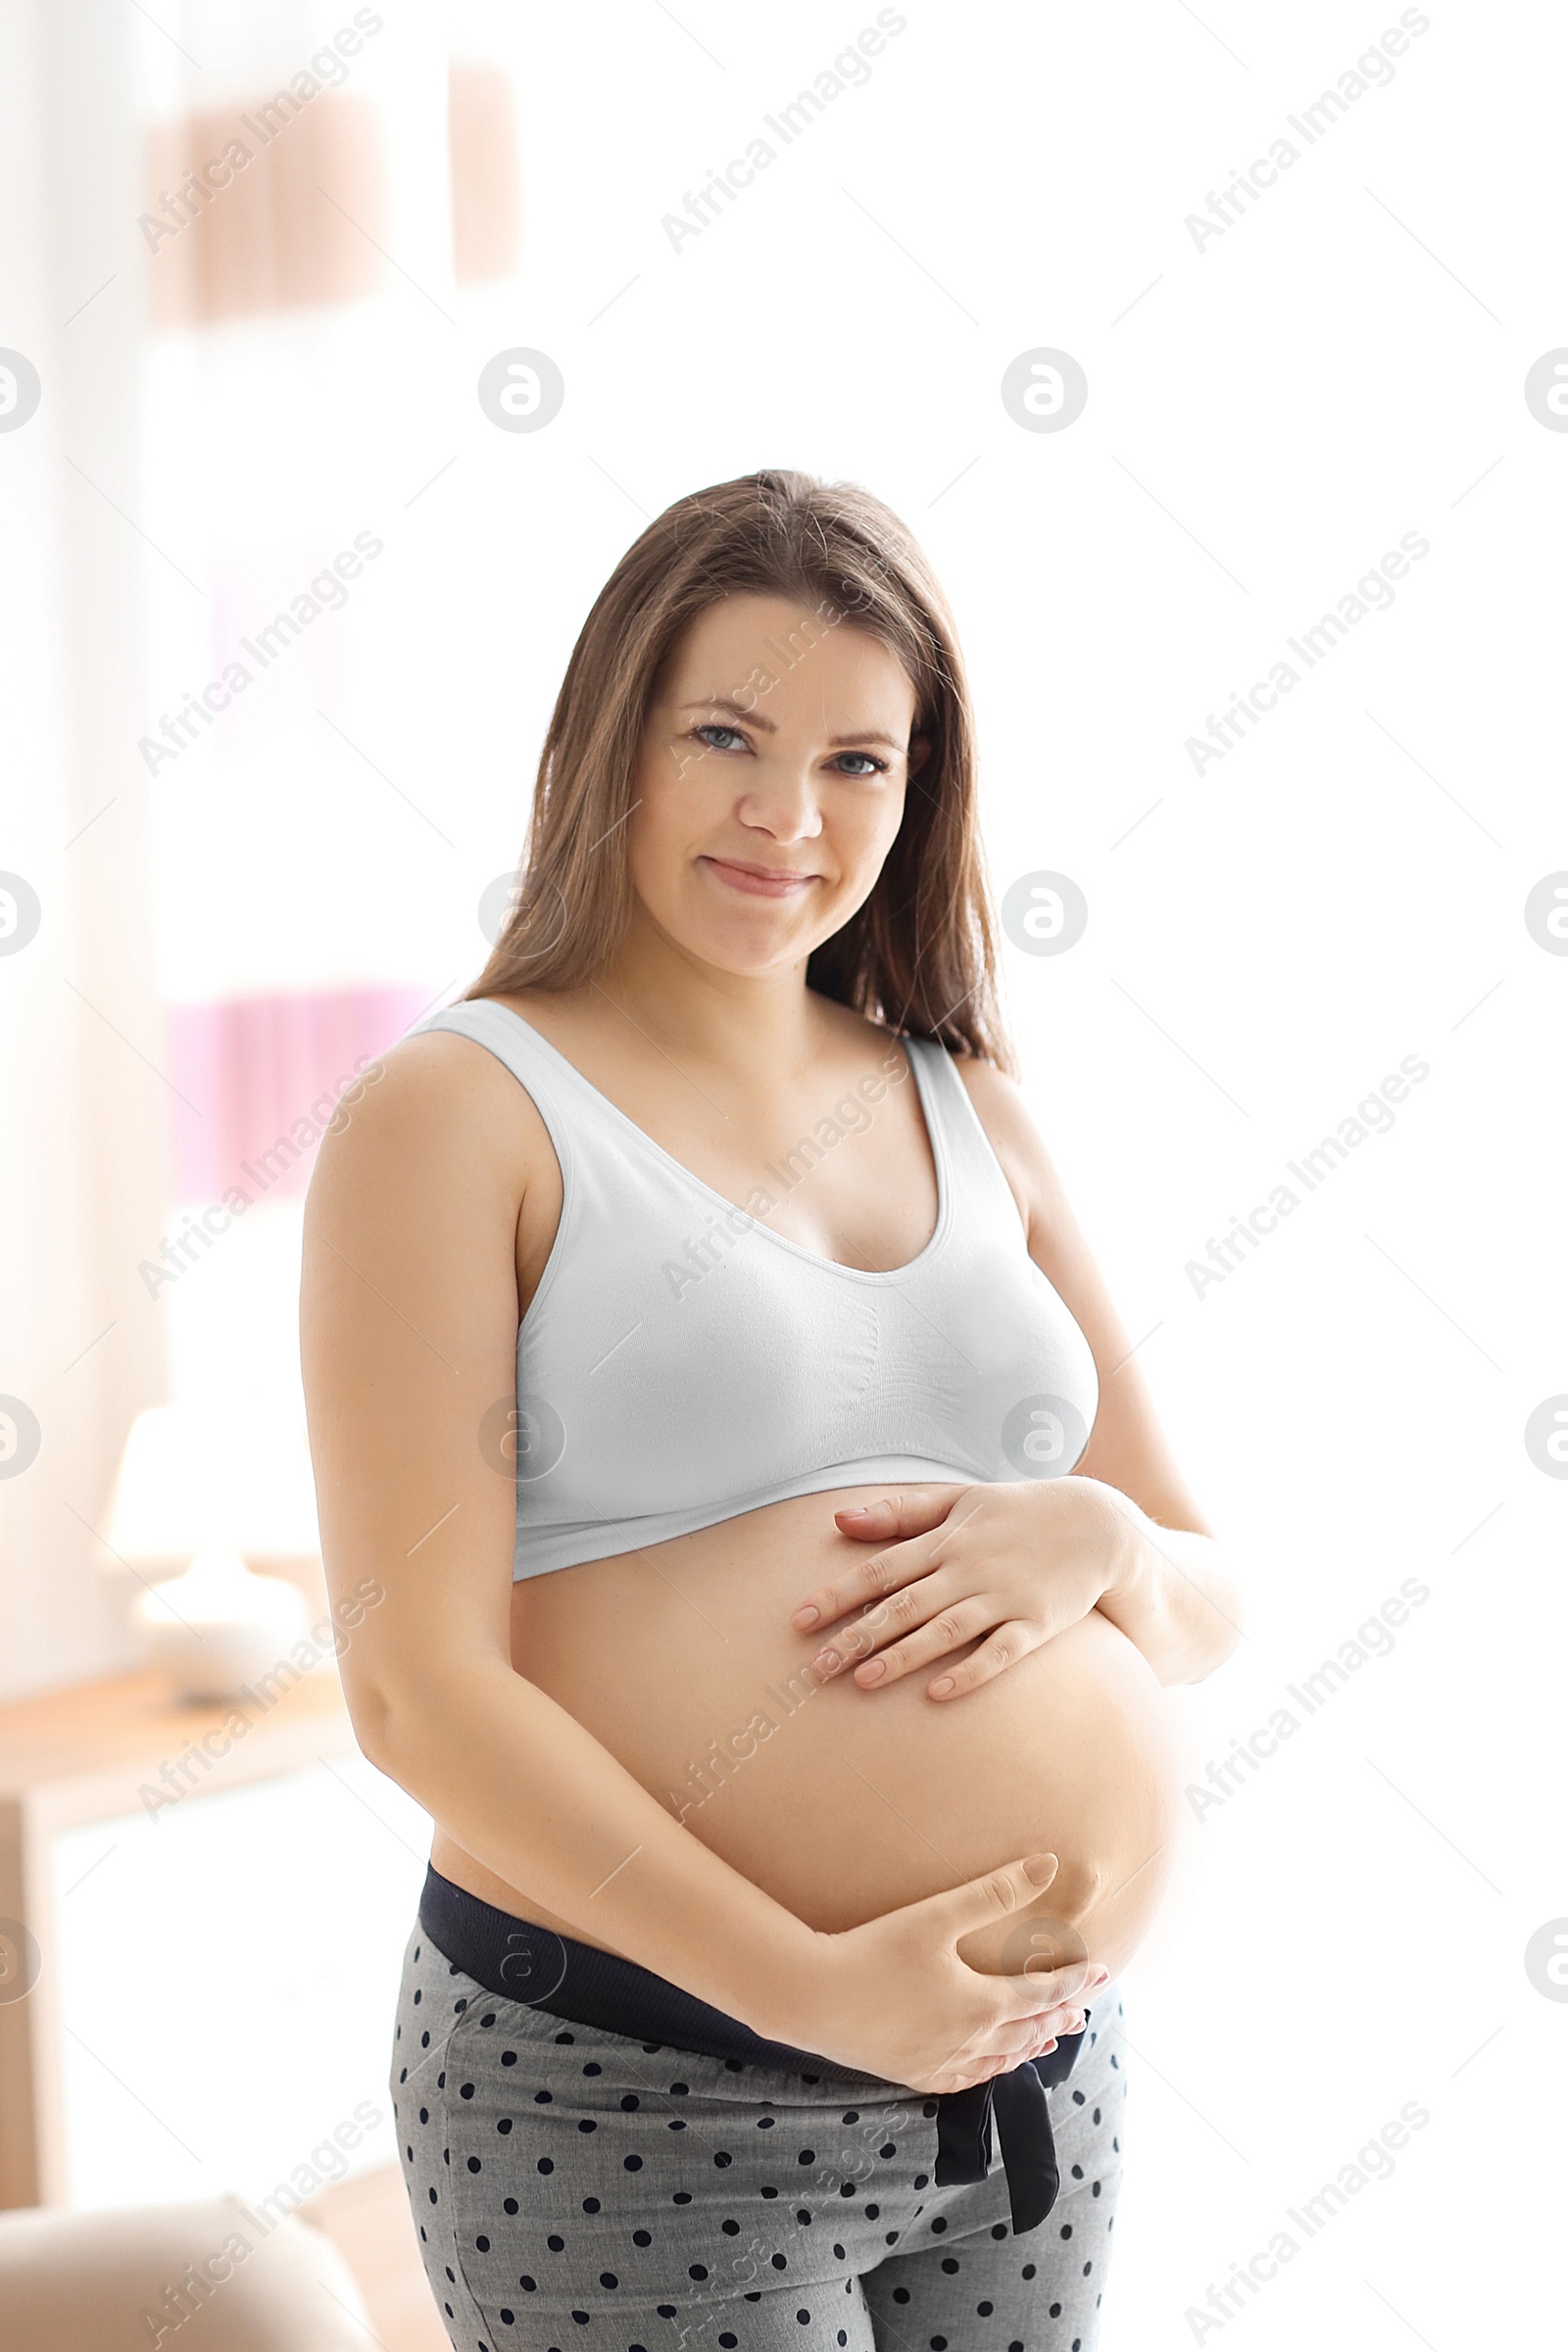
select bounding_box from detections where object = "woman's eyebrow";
[680,697,777,730]
[679,697,902,751]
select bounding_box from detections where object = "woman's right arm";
[299,1033,1098,2091]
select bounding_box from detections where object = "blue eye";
[688,725,890,774]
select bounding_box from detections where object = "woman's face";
[625,592,923,979]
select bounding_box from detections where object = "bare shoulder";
[307,1022,549,1211]
[949,1052,1034,1133]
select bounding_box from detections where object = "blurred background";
[0,0,1563,2344]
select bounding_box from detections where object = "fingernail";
[838,1505,871,1519]
[1023,1853,1057,1885]
[791,1605,820,1628]
[810,1647,840,1674]
[858,1657,887,1685]
[929,1676,955,1697]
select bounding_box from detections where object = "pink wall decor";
[167,985,439,1205]
[143,92,385,328]
[449,64,519,283]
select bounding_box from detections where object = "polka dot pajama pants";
[392,1926,1127,2352]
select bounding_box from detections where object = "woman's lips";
[700,855,818,899]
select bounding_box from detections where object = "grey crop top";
[413,999,1101,1579]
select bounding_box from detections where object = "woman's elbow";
[340,1643,513,1781]
[342,1674,405,1774]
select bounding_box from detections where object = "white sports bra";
[414,999,1101,1580]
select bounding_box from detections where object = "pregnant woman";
[301,468,1243,2352]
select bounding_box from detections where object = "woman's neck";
[592,912,833,1085]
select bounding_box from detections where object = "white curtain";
[0,0,171,1699]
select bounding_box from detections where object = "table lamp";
[102,1403,318,1702]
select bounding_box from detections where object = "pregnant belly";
[432,1482,1185,1986]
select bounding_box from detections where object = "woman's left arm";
[1078,1475,1245,1686]
[972,1055,1246,1685]
[793,1056,1247,1694]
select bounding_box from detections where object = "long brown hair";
[466,468,1015,1070]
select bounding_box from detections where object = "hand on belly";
[502,1485,1185,1984]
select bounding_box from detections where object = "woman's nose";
[735,763,825,843]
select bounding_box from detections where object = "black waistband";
[416,1865,1087,2235]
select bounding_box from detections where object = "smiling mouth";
[700,855,819,899]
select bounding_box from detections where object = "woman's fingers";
[994,1957,1103,2023]
[789,1531,943,1638]
[986,2004,1083,2060]
[932,2014,1076,2094]
[831,1594,999,1687]
[925,1621,1044,1700]
[802,1567,952,1671]
[947,1994,1096,2088]
[875,1852,1113,2089]
[925,1852,1061,1956]
[870,1601,1033,1691]
[831,1489,961,1546]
